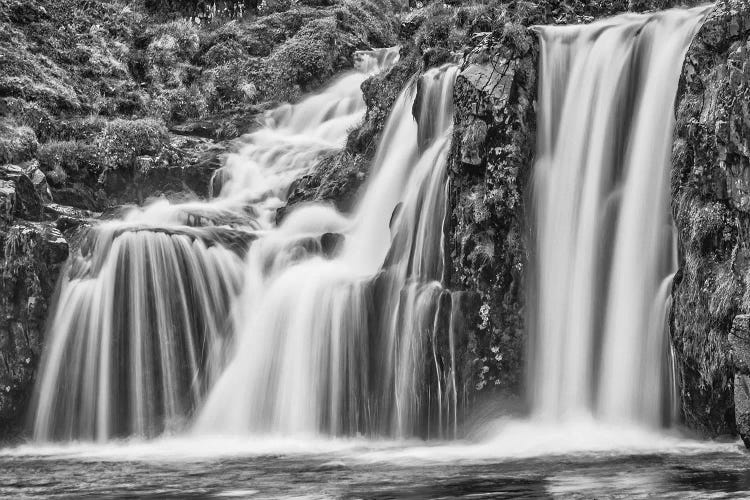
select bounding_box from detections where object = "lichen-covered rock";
[671,0,750,439]
[446,25,536,396]
[0,221,68,440]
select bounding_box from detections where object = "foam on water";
[2,420,742,464]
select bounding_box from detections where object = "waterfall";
[529,7,710,427]
[30,47,402,442]
[196,64,460,438]
[31,47,461,441]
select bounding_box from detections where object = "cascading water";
[32,45,462,441]
[529,6,711,427]
[30,47,402,442]
[31,5,708,445]
[197,64,461,439]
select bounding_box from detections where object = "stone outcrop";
[99,134,228,207]
[445,26,536,397]
[671,0,750,438]
[0,221,70,439]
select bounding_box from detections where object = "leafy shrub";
[147,20,201,60]
[258,0,293,15]
[151,85,209,123]
[201,39,246,67]
[415,13,455,52]
[335,0,397,49]
[0,98,55,142]
[47,116,108,142]
[205,59,263,111]
[0,121,38,164]
[95,118,169,170]
[0,75,80,113]
[37,140,100,184]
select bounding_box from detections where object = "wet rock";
[0,221,69,439]
[101,134,228,206]
[21,161,52,203]
[43,203,97,234]
[283,151,368,219]
[445,26,536,395]
[321,232,344,257]
[670,0,750,439]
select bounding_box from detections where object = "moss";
[268,17,340,91]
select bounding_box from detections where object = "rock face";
[445,27,536,397]
[0,133,79,440]
[671,0,750,438]
[0,0,747,442]
[0,220,69,440]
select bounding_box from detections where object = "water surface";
[3,424,748,498]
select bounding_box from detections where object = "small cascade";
[30,47,401,442]
[196,64,460,439]
[529,7,710,427]
[31,226,244,441]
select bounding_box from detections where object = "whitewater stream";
[2,5,748,499]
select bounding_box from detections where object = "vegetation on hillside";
[0,0,398,210]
